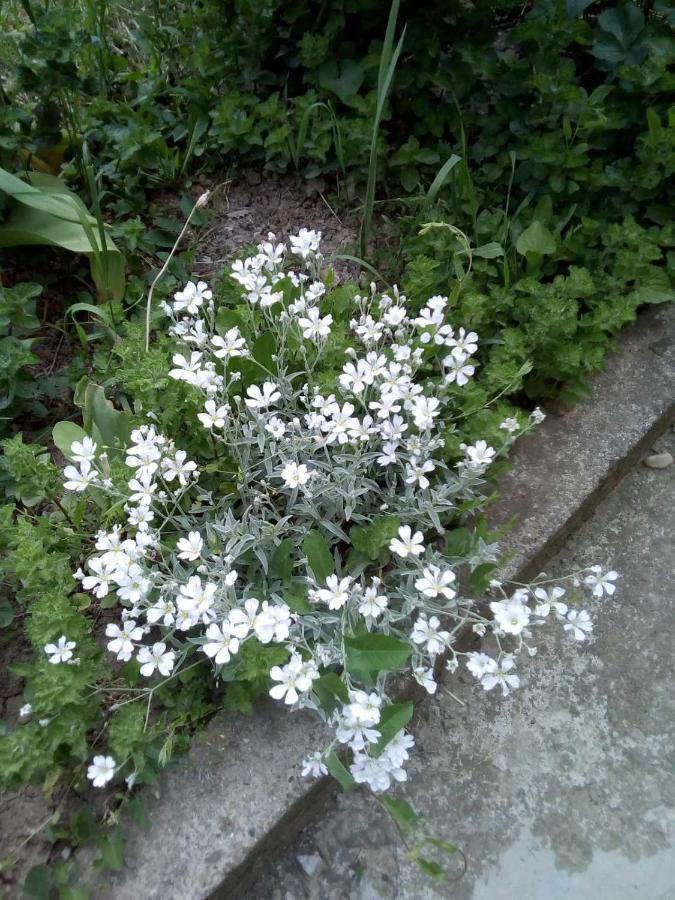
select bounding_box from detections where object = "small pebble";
[643,451,673,469]
[297,853,323,878]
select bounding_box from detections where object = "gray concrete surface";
[490,303,675,581]
[248,426,675,900]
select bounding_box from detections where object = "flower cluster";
[57,230,617,793]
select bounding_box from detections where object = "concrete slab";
[248,427,675,899]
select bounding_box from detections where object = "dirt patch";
[193,173,361,282]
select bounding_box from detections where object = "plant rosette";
[56,230,617,797]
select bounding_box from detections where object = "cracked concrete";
[248,426,675,900]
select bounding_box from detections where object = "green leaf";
[313,673,349,715]
[516,222,556,257]
[282,581,313,614]
[52,421,88,461]
[349,517,400,560]
[416,857,445,879]
[380,795,422,833]
[325,749,355,791]
[269,539,294,580]
[473,242,504,259]
[251,331,277,373]
[0,596,14,627]
[23,864,52,900]
[344,633,411,684]
[371,702,414,757]
[215,307,246,334]
[426,154,462,203]
[318,59,365,105]
[303,531,334,581]
[99,830,124,872]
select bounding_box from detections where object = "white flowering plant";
[52,229,618,800]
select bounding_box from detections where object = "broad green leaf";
[344,633,411,683]
[52,420,88,461]
[270,539,295,580]
[313,673,349,715]
[23,864,52,900]
[371,702,414,757]
[325,749,355,791]
[215,306,246,334]
[515,222,556,256]
[252,331,277,373]
[282,582,313,614]
[99,830,124,871]
[303,531,334,581]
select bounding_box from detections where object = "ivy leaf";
[516,222,556,257]
[318,59,365,105]
[371,702,414,757]
[303,531,334,582]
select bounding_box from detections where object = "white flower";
[87,755,116,788]
[490,597,530,636]
[280,461,315,488]
[177,531,204,561]
[269,654,315,704]
[312,575,353,610]
[298,307,333,340]
[410,396,441,430]
[290,228,322,259]
[211,327,246,360]
[301,751,328,778]
[446,327,478,357]
[530,406,546,424]
[463,440,496,470]
[383,730,415,767]
[584,567,619,597]
[350,751,406,793]
[345,689,382,726]
[411,614,450,655]
[177,576,216,623]
[162,451,197,485]
[19,703,33,719]
[70,436,97,463]
[137,642,175,677]
[44,636,76,664]
[64,460,97,492]
[405,457,436,490]
[533,586,568,617]
[443,355,476,386]
[173,280,212,314]
[499,417,520,433]
[245,381,281,410]
[389,525,425,558]
[169,351,203,383]
[197,400,229,429]
[358,585,388,619]
[265,416,286,439]
[480,655,520,696]
[466,652,496,679]
[202,622,240,665]
[415,565,456,600]
[114,564,150,603]
[564,609,593,641]
[105,620,143,661]
[82,557,118,599]
[413,666,437,695]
